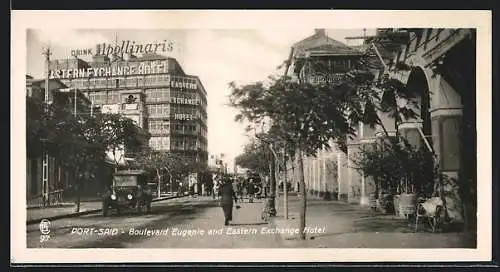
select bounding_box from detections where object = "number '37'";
[40,235,50,243]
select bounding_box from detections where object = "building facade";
[48,52,208,166]
[285,29,365,201]
[26,77,105,206]
[285,29,476,221]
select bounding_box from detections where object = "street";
[27,197,285,248]
[27,195,475,249]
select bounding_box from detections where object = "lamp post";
[41,46,52,206]
[255,121,277,218]
[279,148,289,219]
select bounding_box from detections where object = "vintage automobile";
[102,170,153,216]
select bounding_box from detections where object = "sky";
[27,28,375,172]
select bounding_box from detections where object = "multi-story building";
[208,153,227,173]
[285,29,365,201]
[48,52,208,166]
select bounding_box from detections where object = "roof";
[134,53,170,61]
[351,44,371,53]
[26,78,68,90]
[292,29,363,58]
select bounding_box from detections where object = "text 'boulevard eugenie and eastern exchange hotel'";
[48,40,208,165]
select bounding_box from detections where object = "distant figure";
[236,179,244,201]
[219,176,238,226]
[212,175,220,199]
[247,178,255,203]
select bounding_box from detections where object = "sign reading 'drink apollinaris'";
[71,40,174,57]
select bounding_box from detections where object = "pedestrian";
[247,178,255,203]
[236,179,244,202]
[220,175,238,226]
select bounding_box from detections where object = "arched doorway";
[406,67,433,150]
[404,66,435,195]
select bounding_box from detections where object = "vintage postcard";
[11,10,492,263]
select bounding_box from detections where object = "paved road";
[27,195,475,249]
[272,196,476,248]
[27,197,285,248]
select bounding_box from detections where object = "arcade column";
[429,74,464,222]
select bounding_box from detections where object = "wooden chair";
[415,197,445,232]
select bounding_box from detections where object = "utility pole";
[281,149,288,219]
[74,88,77,117]
[42,46,52,207]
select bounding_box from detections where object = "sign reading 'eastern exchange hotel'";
[50,63,168,79]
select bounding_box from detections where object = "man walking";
[220,175,238,226]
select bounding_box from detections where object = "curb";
[26,195,185,225]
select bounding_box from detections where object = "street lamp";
[253,122,277,218]
[41,46,52,207]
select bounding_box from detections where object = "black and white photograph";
[11,10,491,263]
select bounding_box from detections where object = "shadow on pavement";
[230,222,267,226]
[64,200,222,248]
[354,217,414,233]
[83,200,220,219]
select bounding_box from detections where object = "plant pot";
[323,191,332,200]
[369,193,377,210]
[377,193,392,214]
[398,193,417,218]
[393,195,400,217]
[339,193,348,202]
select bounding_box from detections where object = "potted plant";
[352,137,435,215]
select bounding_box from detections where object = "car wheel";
[102,204,108,217]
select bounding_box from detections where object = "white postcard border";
[11,10,492,263]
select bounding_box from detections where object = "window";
[144,75,168,87]
[117,77,127,88]
[95,78,107,89]
[88,78,97,90]
[107,91,120,104]
[89,91,107,105]
[158,74,170,84]
[135,76,143,88]
[148,120,170,134]
[149,136,170,150]
[145,88,170,102]
[125,76,138,88]
[147,104,170,117]
[333,60,347,69]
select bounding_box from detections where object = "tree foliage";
[234,138,270,175]
[132,149,189,177]
[26,93,150,185]
[351,139,435,195]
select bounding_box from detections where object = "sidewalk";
[27,201,102,222]
[270,195,476,248]
[26,195,187,224]
[135,197,283,248]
